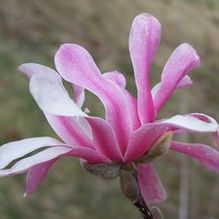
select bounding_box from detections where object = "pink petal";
[153,43,200,112]
[73,85,85,107]
[129,13,161,123]
[19,65,95,148]
[124,124,167,162]
[30,73,86,117]
[171,141,219,172]
[103,71,126,88]
[55,44,134,153]
[161,114,218,133]
[25,146,110,195]
[25,159,57,195]
[0,146,72,176]
[152,76,193,98]
[20,62,86,108]
[0,146,109,177]
[0,137,63,169]
[138,164,167,204]
[86,117,123,161]
[177,75,193,88]
[104,71,140,130]
[45,115,94,148]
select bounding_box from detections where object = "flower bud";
[120,170,140,202]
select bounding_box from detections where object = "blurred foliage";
[1,0,219,218]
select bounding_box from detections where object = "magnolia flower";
[1,13,219,217]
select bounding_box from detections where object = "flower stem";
[133,196,153,219]
[120,168,153,219]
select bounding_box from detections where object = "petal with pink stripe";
[153,43,200,112]
[171,141,219,172]
[129,14,161,123]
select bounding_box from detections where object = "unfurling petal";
[129,13,161,123]
[161,114,218,133]
[153,43,200,112]
[55,44,134,153]
[0,137,63,169]
[171,141,219,172]
[138,164,167,204]
[124,124,167,162]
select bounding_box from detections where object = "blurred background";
[0,0,219,218]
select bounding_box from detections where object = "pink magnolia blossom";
[1,13,219,207]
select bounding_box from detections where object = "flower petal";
[18,63,57,78]
[129,13,161,123]
[86,117,123,161]
[45,115,94,148]
[138,164,167,204]
[152,76,193,98]
[0,145,110,177]
[55,44,133,153]
[30,73,86,117]
[104,71,140,130]
[103,71,126,88]
[0,137,63,169]
[73,85,85,107]
[25,159,57,195]
[171,141,219,172]
[153,43,200,112]
[0,146,72,176]
[124,124,167,162]
[161,114,218,133]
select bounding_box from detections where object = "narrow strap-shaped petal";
[138,164,167,204]
[124,124,167,162]
[19,64,95,148]
[104,71,140,130]
[171,141,219,172]
[152,75,193,98]
[86,117,123,161]
[153,43,200,112]
[0,146,72,176]
[0,146,110,177]
[0,137,63,169]
[129,13,161,123]
[161,114,218,133]
[25,145,110,195]
[25,159,58,195]
[55,44,133,153]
